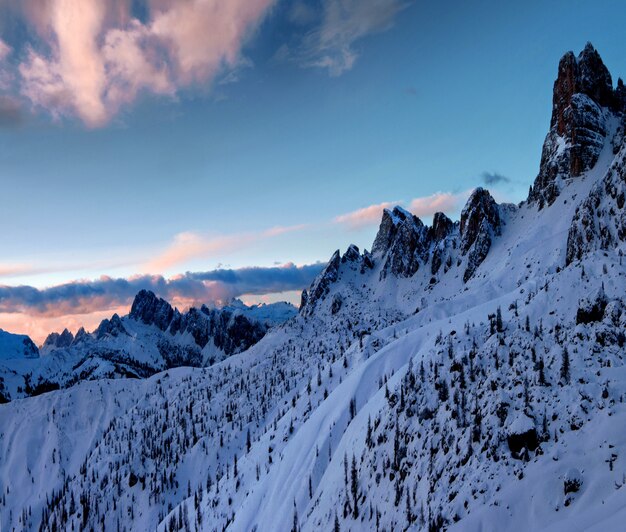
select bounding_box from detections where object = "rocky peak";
[577,42,614,109]
[130,290,174,331]
[530,43,620,208]
[341,244,361,263]
[73,327,88,344]
[379,212,431,278]
[300,250,341,315]
[460,188,501,282]
[95,314,127,339]
[43,328,74,350]
[460,188,500,252]
[431,212,454,241]
[372,207,418,256]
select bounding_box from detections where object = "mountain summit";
[530,42,625,207]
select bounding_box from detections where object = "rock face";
[566,140,626,264]
[530,43,623,208]
[130,290,175,331]
[95,314,127,339]
[460,188,501,282]
[372,208,411,256]
[431,212,454,241]
[42,328,75,350]
[127,291,269,358]
[300,250,341,315]
[372,207,432,279]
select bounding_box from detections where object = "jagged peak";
[372,206,423,256]
[431,212,454,241]
[129,289,174,331]
[460,188,500,238]
[342,244,361,262]
[530,43,620,208]
[385,206,414,224]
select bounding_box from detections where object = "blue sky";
[0,0,625,340]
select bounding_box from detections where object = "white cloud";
[299,0,407,75]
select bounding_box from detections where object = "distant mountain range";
[0,291,297,402]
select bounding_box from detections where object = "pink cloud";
[334,201,397,229]
[0,39,10,61]
[144,224,307,273]
[334,191,474,230]
[408,191,471,218]
[9,0,277,126]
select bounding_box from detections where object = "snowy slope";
[0,329,38,361]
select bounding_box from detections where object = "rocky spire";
[299,250,341,315]
[43,328,75,350]
[530,43,620,208]
[372,207,417,257]
[460,188,501,282]
[431,212,454,241]
[129,290,174,331]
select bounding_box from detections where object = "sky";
[0,0,625,342]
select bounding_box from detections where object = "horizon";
[2,0,626,342]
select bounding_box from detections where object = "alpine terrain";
[2,43,626,532]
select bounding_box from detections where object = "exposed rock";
[73,327,88,344]
[576,289,609,325]
[361,249,374,273]
[563,468,583,495]
[299,289,309,311]
[341,244,361,263]
[460,188,501,253]
[95,314,127,339]
[130,290,174,331]
[566,141,626,264]
[42,328,74,350]
[372,207,432,278]
[331,294,343,315]
[506,414,538,459]
[430,213,456,276]
[460,188,501,282]
[431,212,453,241]
[301,250,341,315]
[530,43,618,208]
[372,208,408,256]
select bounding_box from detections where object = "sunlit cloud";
[334,190,471,230]
[408,190,471,218]
[4,0,277,126]
[144,224,308,273]
[334,201,397,229]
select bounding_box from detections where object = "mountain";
[0,291,297,402]
[2,43,626,532]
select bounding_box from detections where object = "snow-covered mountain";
[2,42,626,532]
[0,290,297,402]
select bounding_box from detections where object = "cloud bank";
[0,263,324,318]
